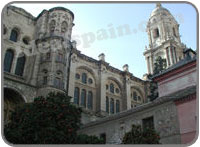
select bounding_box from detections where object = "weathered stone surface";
[3,5,149,116]
[79,101,181,144]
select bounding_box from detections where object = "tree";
[122,125,160,144]
[76,134,105,144]
[4,92,104,144]
[153,56,167,75]
[147,82,158,101]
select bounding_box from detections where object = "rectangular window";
[153,28,159,38]
[110,98,114,114]
[54,78,61,88]
[56,53,63,62]
[142,116,154,130]
[106,97,109,113]
[116,100,120,113]
[81,89,86,107]
[43,76,47,85]
[87,91,93,110]
[74,87,79,105]
[46,52,51,60]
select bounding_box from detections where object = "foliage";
[122,124,160,144]
[4,92,104,144]
[76,134,105,144]
[147,82,158,101]
[153,56,167,75]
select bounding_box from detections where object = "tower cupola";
[144,3,184,74]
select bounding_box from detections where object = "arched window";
[81,89,86,107]
[42,69,48,85]
[75,73,80,79]
[173,27,177,37]
[82,73,87,84]
[88,78,93,84]
[15,54,26,76]
[110,98,114,114]
[50,20,56,33]
[153,28,159,38]
[61,21,68,33]
[116,100,120,113]
[110,83,114,93]
[133,92,137,101]
[74,87,80,105]
[22,36,30,45]
[3,25,7,35]
[116,88,119,94]
[106,97,109,113]
[87,91,93,110]
[10,28,19,42]
[138,96,141,101]
[54,71,64,89]
[4,49,14,72]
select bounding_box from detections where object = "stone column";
[165,47,170,67]
[30,53,41,85]
[174,47,177,63]
[148,30,153,47]
[68,55,77,99]
[149,55,153,74]
[121,74,128,111]
[49,51,56,86]
[146,56,150,74]
[11,51,18,74]
[126,78,131,110]
[114,99,116,113]
[170,47,174,65]
[100,70,107,113]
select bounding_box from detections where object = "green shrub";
[122,124,160,144]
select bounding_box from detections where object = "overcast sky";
[11,2,197,78]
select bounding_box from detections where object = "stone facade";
[144,3,186,74]
[3,4,196,144]
[79,99,182,144]
[3,5,149,122]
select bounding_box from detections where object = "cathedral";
[3,3,197,144]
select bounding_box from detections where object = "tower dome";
[150,3,171,17]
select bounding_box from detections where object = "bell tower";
[144,3,185,74]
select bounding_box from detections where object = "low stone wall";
[78,100,181,144]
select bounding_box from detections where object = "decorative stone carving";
[71,55,78,63]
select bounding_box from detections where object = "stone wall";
[4,73,37,102]
[158,66,196,97]
[78,100,181,144]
